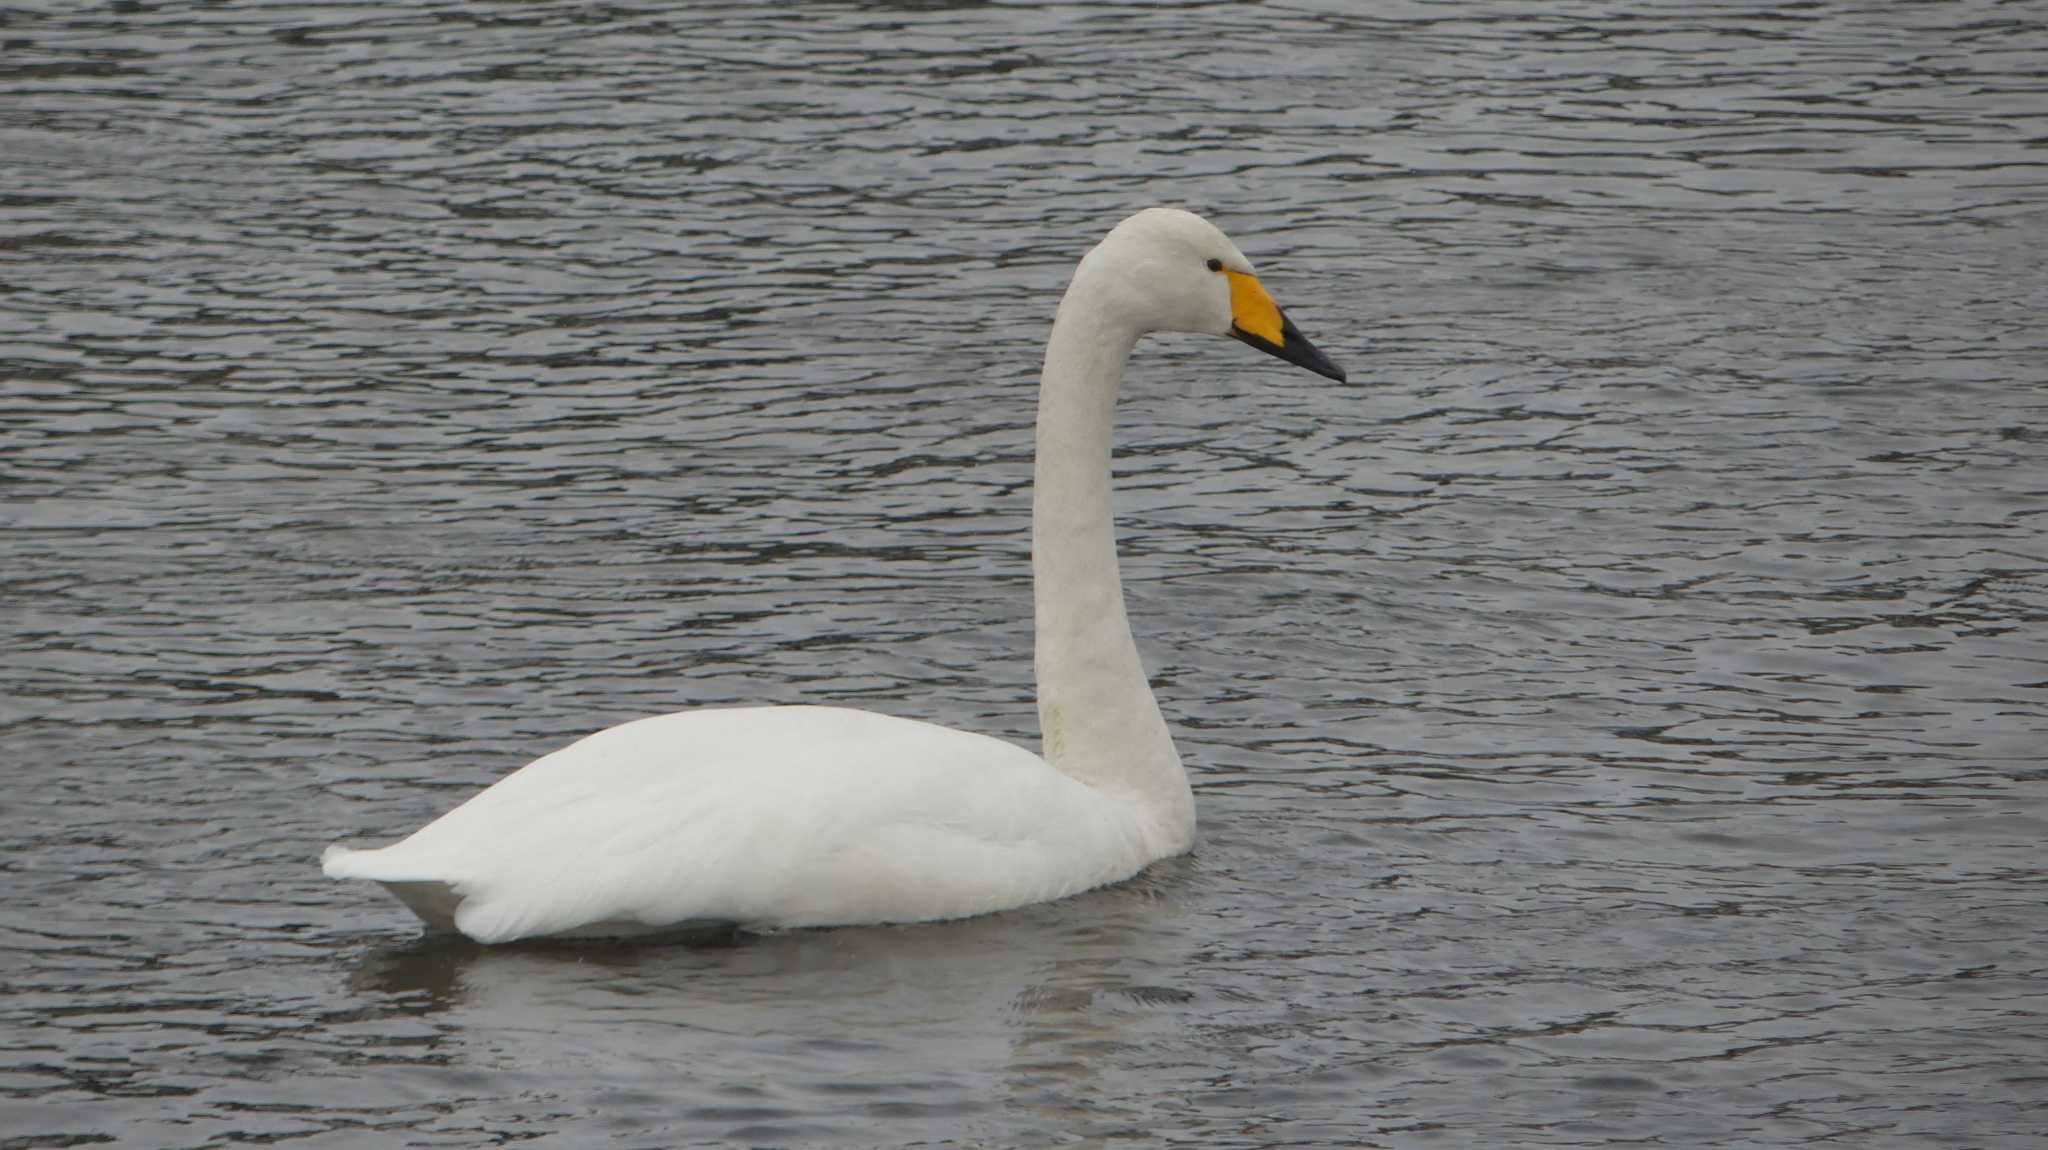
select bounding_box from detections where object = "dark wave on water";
[4,1,2044,1145]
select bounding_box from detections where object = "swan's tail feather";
[380,880,465,933]
[326,841,571,942]
[323,843,468,934]
[324,842,432,881]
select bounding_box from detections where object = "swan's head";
[1076,207,1346,382]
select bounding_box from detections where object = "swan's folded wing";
[324,705,1152,943]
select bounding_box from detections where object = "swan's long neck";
[1031,272,1193,845]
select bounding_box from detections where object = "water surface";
[4,1,2045,1146]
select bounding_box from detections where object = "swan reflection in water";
[338,858,1206,1139]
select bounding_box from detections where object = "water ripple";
[3,1,2045,1146]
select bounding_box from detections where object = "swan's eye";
[1206,258,1224,273]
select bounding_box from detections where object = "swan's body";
[324,208,1345,944]
[326,707,1164,942]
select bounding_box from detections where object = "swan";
[323,207,1346,944]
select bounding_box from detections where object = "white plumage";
[324,208,1345,944]
[325,707,1155,943]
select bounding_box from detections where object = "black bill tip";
[1230,310,1347,382]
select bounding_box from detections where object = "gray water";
[4,1,2046,1146]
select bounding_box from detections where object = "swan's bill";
[1223,269,1347,383]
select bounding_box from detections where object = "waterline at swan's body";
[325,706,1173,943]
[323,207,1346,944]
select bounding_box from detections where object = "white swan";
[323,208,1346,944]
